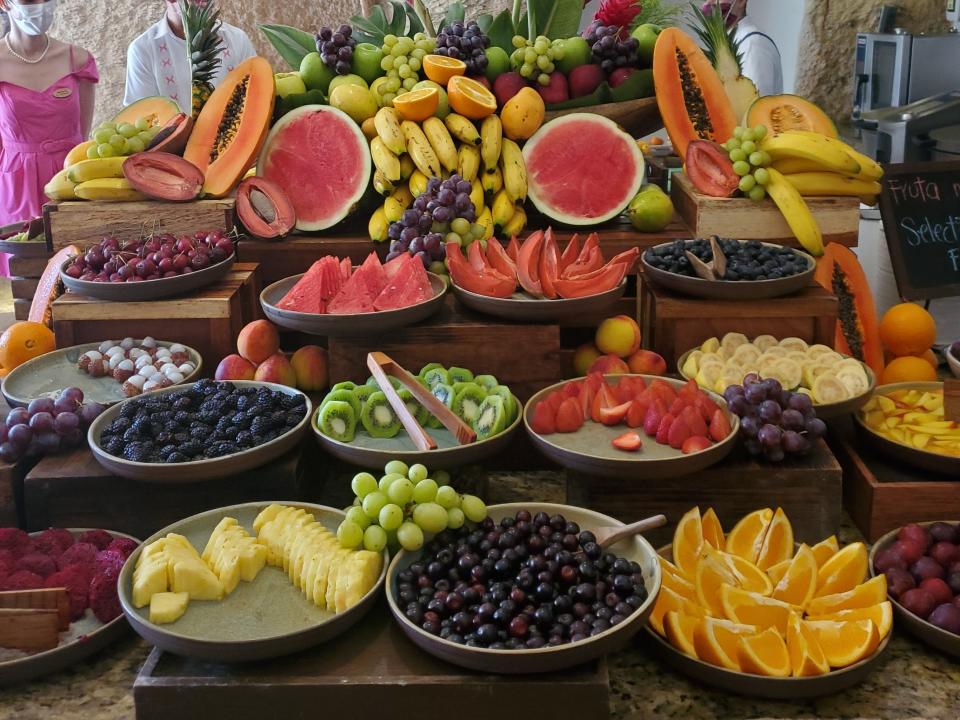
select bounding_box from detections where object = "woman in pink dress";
[0,0,97,276]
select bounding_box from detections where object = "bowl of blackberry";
[642,238,815,300]
[87,380,312,482]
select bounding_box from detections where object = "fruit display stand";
[542,95,661,140]
[1,217,49,322]
[670,174,860,247]
[50,263,264,367]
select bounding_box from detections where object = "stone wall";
[795,0,949,121]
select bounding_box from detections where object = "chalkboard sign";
[879,161,960,301]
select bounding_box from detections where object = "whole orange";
[879,303,936,356]
[0,321,55,371]
[878,355,937,385]
[920,348,939,369]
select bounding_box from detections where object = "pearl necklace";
[5,35,50,64]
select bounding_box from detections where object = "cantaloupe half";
[112,96,181,129]
[746,95,838,138]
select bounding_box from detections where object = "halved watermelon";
[258,105,371,231]
[522,114,645,226]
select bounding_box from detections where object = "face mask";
[9,0,57,36]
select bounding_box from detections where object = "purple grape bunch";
[723,373,826,463]
[316,25,356,76]
[435,21,491,75]
[0,388,106,464]
[584,23,639,74]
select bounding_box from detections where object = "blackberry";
[165,452,187,463]
[235,430,253,448]
[250,417,269,435]
[174,410,191,424]
[235,394,252,411]
[271,410,287,427]
[102,437,124,455]
[251,434,266,447]
[221,425,239,438]
[159,444,178,458]
[130,416,152,435]
[198,411,219,426]
[108,416,132,434]
[120,403,138,419]
[173,396,192,410]
[194,379,216,394]
[122,442,150,462]
[285,410,302,427]
[231,412,251,429]
[123,426,142,443]
[247,403,267,419]
[435,20,490,75]
[156,431,174,445]
[190,425,210,441]
[173,432,190,444]
[180,441,202,457]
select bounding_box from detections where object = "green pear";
[274,72,306,99]
[300,52,336,93]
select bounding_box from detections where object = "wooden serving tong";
[0,588,70,651]
[685,235,727,281]
[367,352,477,452]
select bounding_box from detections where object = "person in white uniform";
[123,0,256,111]
[701,0,783,97]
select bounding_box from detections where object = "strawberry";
[530,401,557,434]
[669,396,690,417]
[562,380,582,399]
[579,381,596,422]
[544,391,564,414]
[656,413,675,445]
[679,379,700,397]
[649,379,678,404]
[667,416,691,450]
[585,372,605,395]
[613,382,635,404]
[556,398,584,433]
[626,399,647,428]
[681,405,709,438]
[643,403,662,437]
[681,435,713,454]
[599,400,631,426]
[612,431,643,452]
[710,408,733,442]
[695,393,722,421]
[592,383,618,423]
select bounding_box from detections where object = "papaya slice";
[554,262,627,299]
[559,233,580,272]
[814,243,884,375]
[506,236,521,263]
[539,228,560,300]
[517,230,544,297]
[486,239,517,280]
[447,242,514,298]
[29,245,81,327]
[653,28,737,160]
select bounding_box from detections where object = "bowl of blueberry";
[945,341,960,379]
[87,379,312,482]
[642,238,815,300]
[385,502,662,673]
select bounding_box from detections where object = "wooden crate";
[638,275,838,369]
[671,173,859,247]
[566,440,843,548]
[43,199,234,251]
[829,418,960,542]
[51,264,262,368]
[134,604,609,720]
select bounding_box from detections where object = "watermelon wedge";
[327,253,387,314]
[375,257,434,310]
[277,255,343,313]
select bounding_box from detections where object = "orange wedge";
[447,75,497,119]
[802,619,880,668]
[807,601,893,640]
[725,508,773,564]
[422,54,467,85]
[701,507,726,551]
[658,555,698,601]
[672,506,704,580]
[393,88,440,122]
[766,558,792,585]
[738,627,791,677]
[786,612,830,677]
[664,611,700,658]
[806,575,887,616]
[649,585,706,636]
[720,584,797,634]
[771,544,817,609]
[692,617,758,671]
[810,535,839,568]
[695,548,772,616]
[756,507,793,570]
[815,541,868,597]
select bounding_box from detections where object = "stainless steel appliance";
[858,90,960,163]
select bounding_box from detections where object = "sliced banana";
[752,335,779,352]
[760,346,787,359]
[787,351,810,365]
[778,337,809,353]
[700,337,721,354]
[681,350,703,378]
[806,344,834,358]
[698,353,724,370]
[818,351,844,365]
[773,358,803,389]
[813,374,850,404]
[733,344,762,366]
[721,332,749,354]
[696,363,723,391]
[836,368,869,397]
[717,367,745,393]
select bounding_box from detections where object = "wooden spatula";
[593,514,667,549]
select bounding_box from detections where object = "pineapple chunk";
[149,592,189,624]
[252,503,286,533]
[337,551,382,612]
[170,557,224,600]
[304,536,340,603]
[201,516,267,594]
[133,557,170,608]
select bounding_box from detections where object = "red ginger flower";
[594,0,642,37]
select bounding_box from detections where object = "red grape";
[0,442,17,463]
[919,577,953,605]
[885,567,915,598]
[8,424,32,450]
[929,522,959,544]
[895,539,925,564]
[6,407,29,427]
[35,432,61,454]
[28,412,54,433]
[911,556,945,582]
[78,402,105,426]
[928,604,960,634]
[62,387,84,404]
[900,588,937,619]
[929,542,960,567]
[27,398,55,416]
[873,545,908,573]
[898,523,931,550]
[53,412,80,436]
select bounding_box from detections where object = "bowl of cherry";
[60,229,236,302]
[385,502,662,673]
[869,520,960,659]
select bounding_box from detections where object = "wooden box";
[134,603,609,720]
[566,439,843,547]
[671,173,859,247]
[1,218,51,321]
[638,275,838,369]
[829,418,960,542]
[51,263,263,368]
[43,199,234,251]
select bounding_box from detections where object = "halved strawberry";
[695,393,722,422]
[667,416,691,450]
[710,408,733,442]
[678,379,700,397]
[579,381,596,422]
[655,413,675,444]
[562,380,582,399]
[681,405,709,438]
[599,400,631,426]
[556,397,584,433]
[626,399,647,428]
[681,435,712,454]
[544,391,565,414]
[643,403,662,437]
[669,396,690,417]
[585,372,605,395]
[649,379,678,405]
[612,431,643,452]
[613,383,635,404]
[530,401,557,435]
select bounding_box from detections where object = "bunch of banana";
[367,107,529,243]
[44,156,145,202]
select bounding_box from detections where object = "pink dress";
[0,48,98,276]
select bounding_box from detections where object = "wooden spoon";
[593,513,667,549]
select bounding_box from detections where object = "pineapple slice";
[336,551,383,612]
[150,592,189,624]
[692,4,759,122]
[133,557,170,608]
[201,516,266,594]
[170,556,224,601]
[253,503,286,533]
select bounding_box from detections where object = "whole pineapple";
[691,3,758,121]
[179,0,225,119]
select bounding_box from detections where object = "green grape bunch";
[89,116,160,159]
[377,32,436,108]
[723,125,772,202]
[510,35,565,86]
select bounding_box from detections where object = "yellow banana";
[383,196,404,223]
[482,165,503,199]
[765,168,824,256]
[491,189,516,230]
[499,138,527,203]
[374,107,406,155]
[469,179,485,216]
[409,170,429,198]
[64,140,95,169]
[773,132,884,181]
[368,206,389,242]
[480,114,502,172]
[781,172,882,201]
[759,131,861,176]
[67,156,126,184]
[502,204,526,237]
[390,183,414,209]
[771,158,827,175]
[373,168,395,196]
[401,121,442,178]
[399,153,415,181]
[44,169,77,201]
[476,206,494,241]
[370,136,401,182]
[422,117,458,173]
[444,113,481,146]
[457,144,481,183]
[73,178,146,202]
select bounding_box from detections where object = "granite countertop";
[2,471,959,719]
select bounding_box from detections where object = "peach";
[572,342,602,376]
[291,345,328,391]
[595,315,641,358]
[237,320,280,364]
[214,353,256,381]
[626,349,667,376]
[588,354,630,375]
[253,352,297,387]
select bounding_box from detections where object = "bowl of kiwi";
[312,364,523,470]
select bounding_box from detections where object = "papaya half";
[29,245,81,327]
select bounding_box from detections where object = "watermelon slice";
[374,257,434,311]
[339,257,352,283]
[277,256,343,313]
[383,253,412,280]
[327,253,388,314]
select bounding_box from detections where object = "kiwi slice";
[422,366,450,388]
[418,362,444,378]
[331,381,357,393]
[360,391,402,439]
[488,385,517,425]
[316,401,357,442]
[473,395,507,440]
[452,380,481,396]
[426,382,455,428]
[320,388,361,418]
[452,384,487,425]
[364,375,401,390]
[352,385,376,409]
[447,366,474,384]
[397,388,429,425]
[473,374,499,392]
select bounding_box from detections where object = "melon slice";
[375,258,433,311]
[522,114,645,226]
[258,105,371,232]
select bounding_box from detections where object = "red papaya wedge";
[506,235,521,263]
[539,228,560,299]
[554,261,627,298]
[562,246,604,279]
[447,242,515,298]
[486,239,518,281]
[517,230,544,297]
[467,240,489,272]
[559,233,580,272]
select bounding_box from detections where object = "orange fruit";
[692,617,758,670]
[696,548,772,616]
[393,88,440,122]
[879,302,936,356]
[701,507,725,551]
[663,610,699,658]
[810,535,839,568]
[725,508,773,564]
[422,54,467,85]
[802,619,880,668]
[720,584,797,634]
[786,612,830,677]
[879,355,938,384]
[0,321,55,371]
[658,555,697,601]
[756,507,793,571]
[447,75,497,120]
[738,627,791,677]
[649,585,706,636]
[805,574,887,616]
[815,542,868,597]
[807,601,893,640]
[766,558,792,585]
[672,506,704,580]
[921,348,939,369]
[771,544,818,609]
